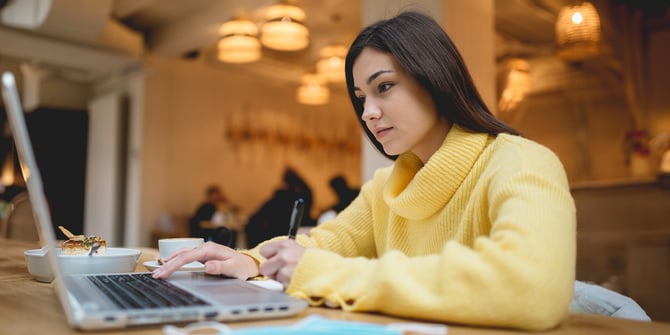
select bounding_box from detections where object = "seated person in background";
[155,11,576,331]
[188,185,240,247]
[316,175,360,225]
[245,168,314,248]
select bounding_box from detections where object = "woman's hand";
[152,241,259,279]
[259,239,306,287]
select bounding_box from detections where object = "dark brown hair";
[345,11,519,160]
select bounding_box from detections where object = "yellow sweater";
[246,125,576,330]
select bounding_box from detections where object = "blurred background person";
[188,184,241,247]
[245,167,314,248]
[317,175,360,225]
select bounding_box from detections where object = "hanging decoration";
[224,107,359,154]
[555,2,601,61]
[296,73,330,105]
[316,44,347,83]
[260,1,309,51]
[217,18,262,64]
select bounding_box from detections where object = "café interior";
[0,0,669,325]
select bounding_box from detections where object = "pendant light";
[316,44,347,83]
[217,18,262,64]
[297,73,329,105]
[260,2,309,51]
[555,2,601,61]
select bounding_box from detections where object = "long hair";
[345,11,519,160]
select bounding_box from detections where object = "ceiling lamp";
[260,2,309,51]
[217,18,262,64]
[297,74,329,105]
[316,44,347,83]
[555,2,601,61]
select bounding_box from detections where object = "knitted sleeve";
[286,141,576,331]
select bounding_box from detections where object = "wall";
[648,28,670,133]
[138,55,361,245]
[514,88,632,181]
[504,9,670,184]
[572,179,670,321]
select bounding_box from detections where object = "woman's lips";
[374,126,393,140]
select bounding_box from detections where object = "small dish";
[143,260,205,272]
[24,247,141,283]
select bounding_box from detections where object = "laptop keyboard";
[87,273,210,310]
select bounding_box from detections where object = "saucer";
[143,260,205,272]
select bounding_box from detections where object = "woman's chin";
[381,146,402,157]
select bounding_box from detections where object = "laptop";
[1,71,308,330]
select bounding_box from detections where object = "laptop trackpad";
[171,273,282,304]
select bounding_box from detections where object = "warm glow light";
[571,12,584,24]
[297,74,329,105]
[260,3,309,51]
[0,153,14,186]
[316,44,347,83]
[498,59,531,112]
[217,18,262,64]
[556,2,601,61]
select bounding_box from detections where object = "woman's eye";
[378,82,393,93]
[355,95,366,104]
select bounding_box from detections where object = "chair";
[0,192,39,242]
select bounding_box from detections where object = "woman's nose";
[361,102,381,121]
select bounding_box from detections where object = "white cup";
[158,237,204,260]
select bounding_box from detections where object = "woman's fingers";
[163,247,194,262]
[273,265,295,287]
[258,240,285,280]
[258,240,305,286]
[259,240,281,259]
[152,242,232,279]
[204,260,234,277]
[259,256,282,281]
[203,254,259,279]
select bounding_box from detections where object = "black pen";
[287,198,305,239]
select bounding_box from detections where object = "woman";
[153,11,576,330]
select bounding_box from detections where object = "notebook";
[1,71,307,330]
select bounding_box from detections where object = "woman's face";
[352,47,450,163]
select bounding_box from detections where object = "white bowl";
[24,247,142,283]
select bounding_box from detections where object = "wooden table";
[2,238,670,334]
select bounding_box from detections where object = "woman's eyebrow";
[353,69,394,91]
[366,70,393,85]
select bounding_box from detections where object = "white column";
[441,1,496,112]
[122,71,145,247]
[85,92,123,246]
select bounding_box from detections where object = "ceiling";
[111,0,581,82]
[115,0,363,82]
[113,0,670,91]
[2,0,669,93]
[104,0,578,95]
[114,0,571,58]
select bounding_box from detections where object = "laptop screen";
[1,71,78,324]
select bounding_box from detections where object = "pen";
[287,198,305,239]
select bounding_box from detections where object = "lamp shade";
[260,3,309,51]
[555,2,601,61]
[217,19,261,64]
[297,74,329,105]
[316,44,347,83]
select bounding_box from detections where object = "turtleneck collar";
[382,125,490,220]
